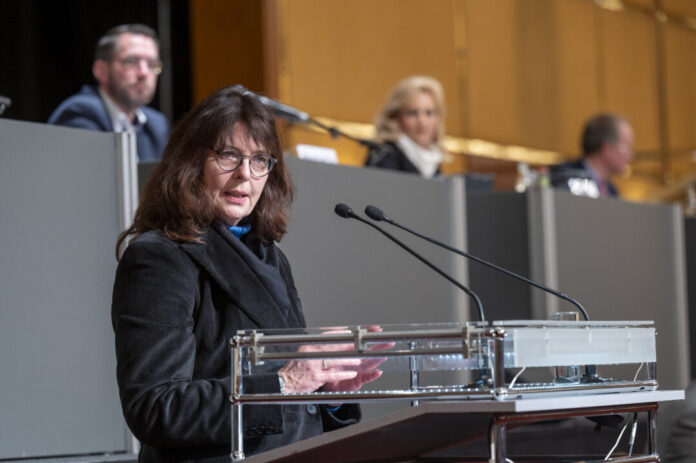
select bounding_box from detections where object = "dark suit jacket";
[550,159,618,197]
[112,223,359,462]
[48,85,169,162]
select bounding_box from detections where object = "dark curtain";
[0,0,191,124]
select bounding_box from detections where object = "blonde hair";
[373,75,446,151]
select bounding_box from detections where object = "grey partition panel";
[282,158,469,326]
[466,192,533,320]
[0,120,129,458]
[281,159,469,419]
[529,189,689,390]
[686,218,696,379]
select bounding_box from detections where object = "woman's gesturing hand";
[277,326,395,394]
[277,346,360,394]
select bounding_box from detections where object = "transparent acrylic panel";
[231,321,658,404]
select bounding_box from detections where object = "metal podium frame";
[232,392,683,463]
[229,321,677,462]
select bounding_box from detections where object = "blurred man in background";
[48,24,169,161]
[551,114,634,198]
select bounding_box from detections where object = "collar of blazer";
[179,222,291,329]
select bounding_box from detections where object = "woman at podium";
[111,86,382,462]
[364,75,448,178]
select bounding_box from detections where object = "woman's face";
[203,123,270,226]
[397,90,440,148]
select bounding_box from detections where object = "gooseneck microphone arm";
[334,204,486,322]
[248,86,377,149]
[307,118,379,149]
[364,205,590,321]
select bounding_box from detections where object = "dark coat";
[365,141,437,176]
[48,85,169,162]
[111,223,359,462]
[550,159,619,197]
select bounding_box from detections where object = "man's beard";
[108,77,155,113]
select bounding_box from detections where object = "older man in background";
[551,113,635,198]
[48,24,169,161]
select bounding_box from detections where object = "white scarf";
[396,133,443,179]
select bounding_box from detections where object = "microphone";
[232,85,376,148]
[256,95,309,123]
[364,205,590,322]
[334,203,486,322]
[0,95,11,116]
[229,85,309,123]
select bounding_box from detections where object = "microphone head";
[364,205,385,222]
[334,203,354,218]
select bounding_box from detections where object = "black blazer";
[365,141,418,174]
[365,141,441,177]
[112,223,359,462]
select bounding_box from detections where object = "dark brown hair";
[116,85,293,258]
[95,24,159,62]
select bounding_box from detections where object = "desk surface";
[242,390,683,463]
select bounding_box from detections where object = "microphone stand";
[365,206,590,322]
[365,205,603,382]
[334,204,486,323]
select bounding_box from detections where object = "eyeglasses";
[115,56,162,75]
[211,147,277,177]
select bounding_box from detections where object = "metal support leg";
[409,342,419,407]
[230,337,245,461]
[232,401,244,461]
[489,416,506,463]
[491,329,507,397]
[648,408,658,456]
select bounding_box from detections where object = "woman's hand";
[322,326,394,392]
[277,346,360,394]
[277,326,395,394]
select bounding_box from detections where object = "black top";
[365,141,442,176]
[111,222,359,462]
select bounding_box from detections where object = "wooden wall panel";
[277,0,463,165]
[664,23,696,151]
[466,0,600,155]
[465,0,521,146]
[189,0,265,103]
[664,0,696,17]
[598,7,660,152]
[553,0,601,155]
[515,1,560,150]
[279,0,461,128]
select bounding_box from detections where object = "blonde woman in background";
[364,75,447,178]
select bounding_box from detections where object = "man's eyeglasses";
[211,148,277,177]
[115,56,163,75]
